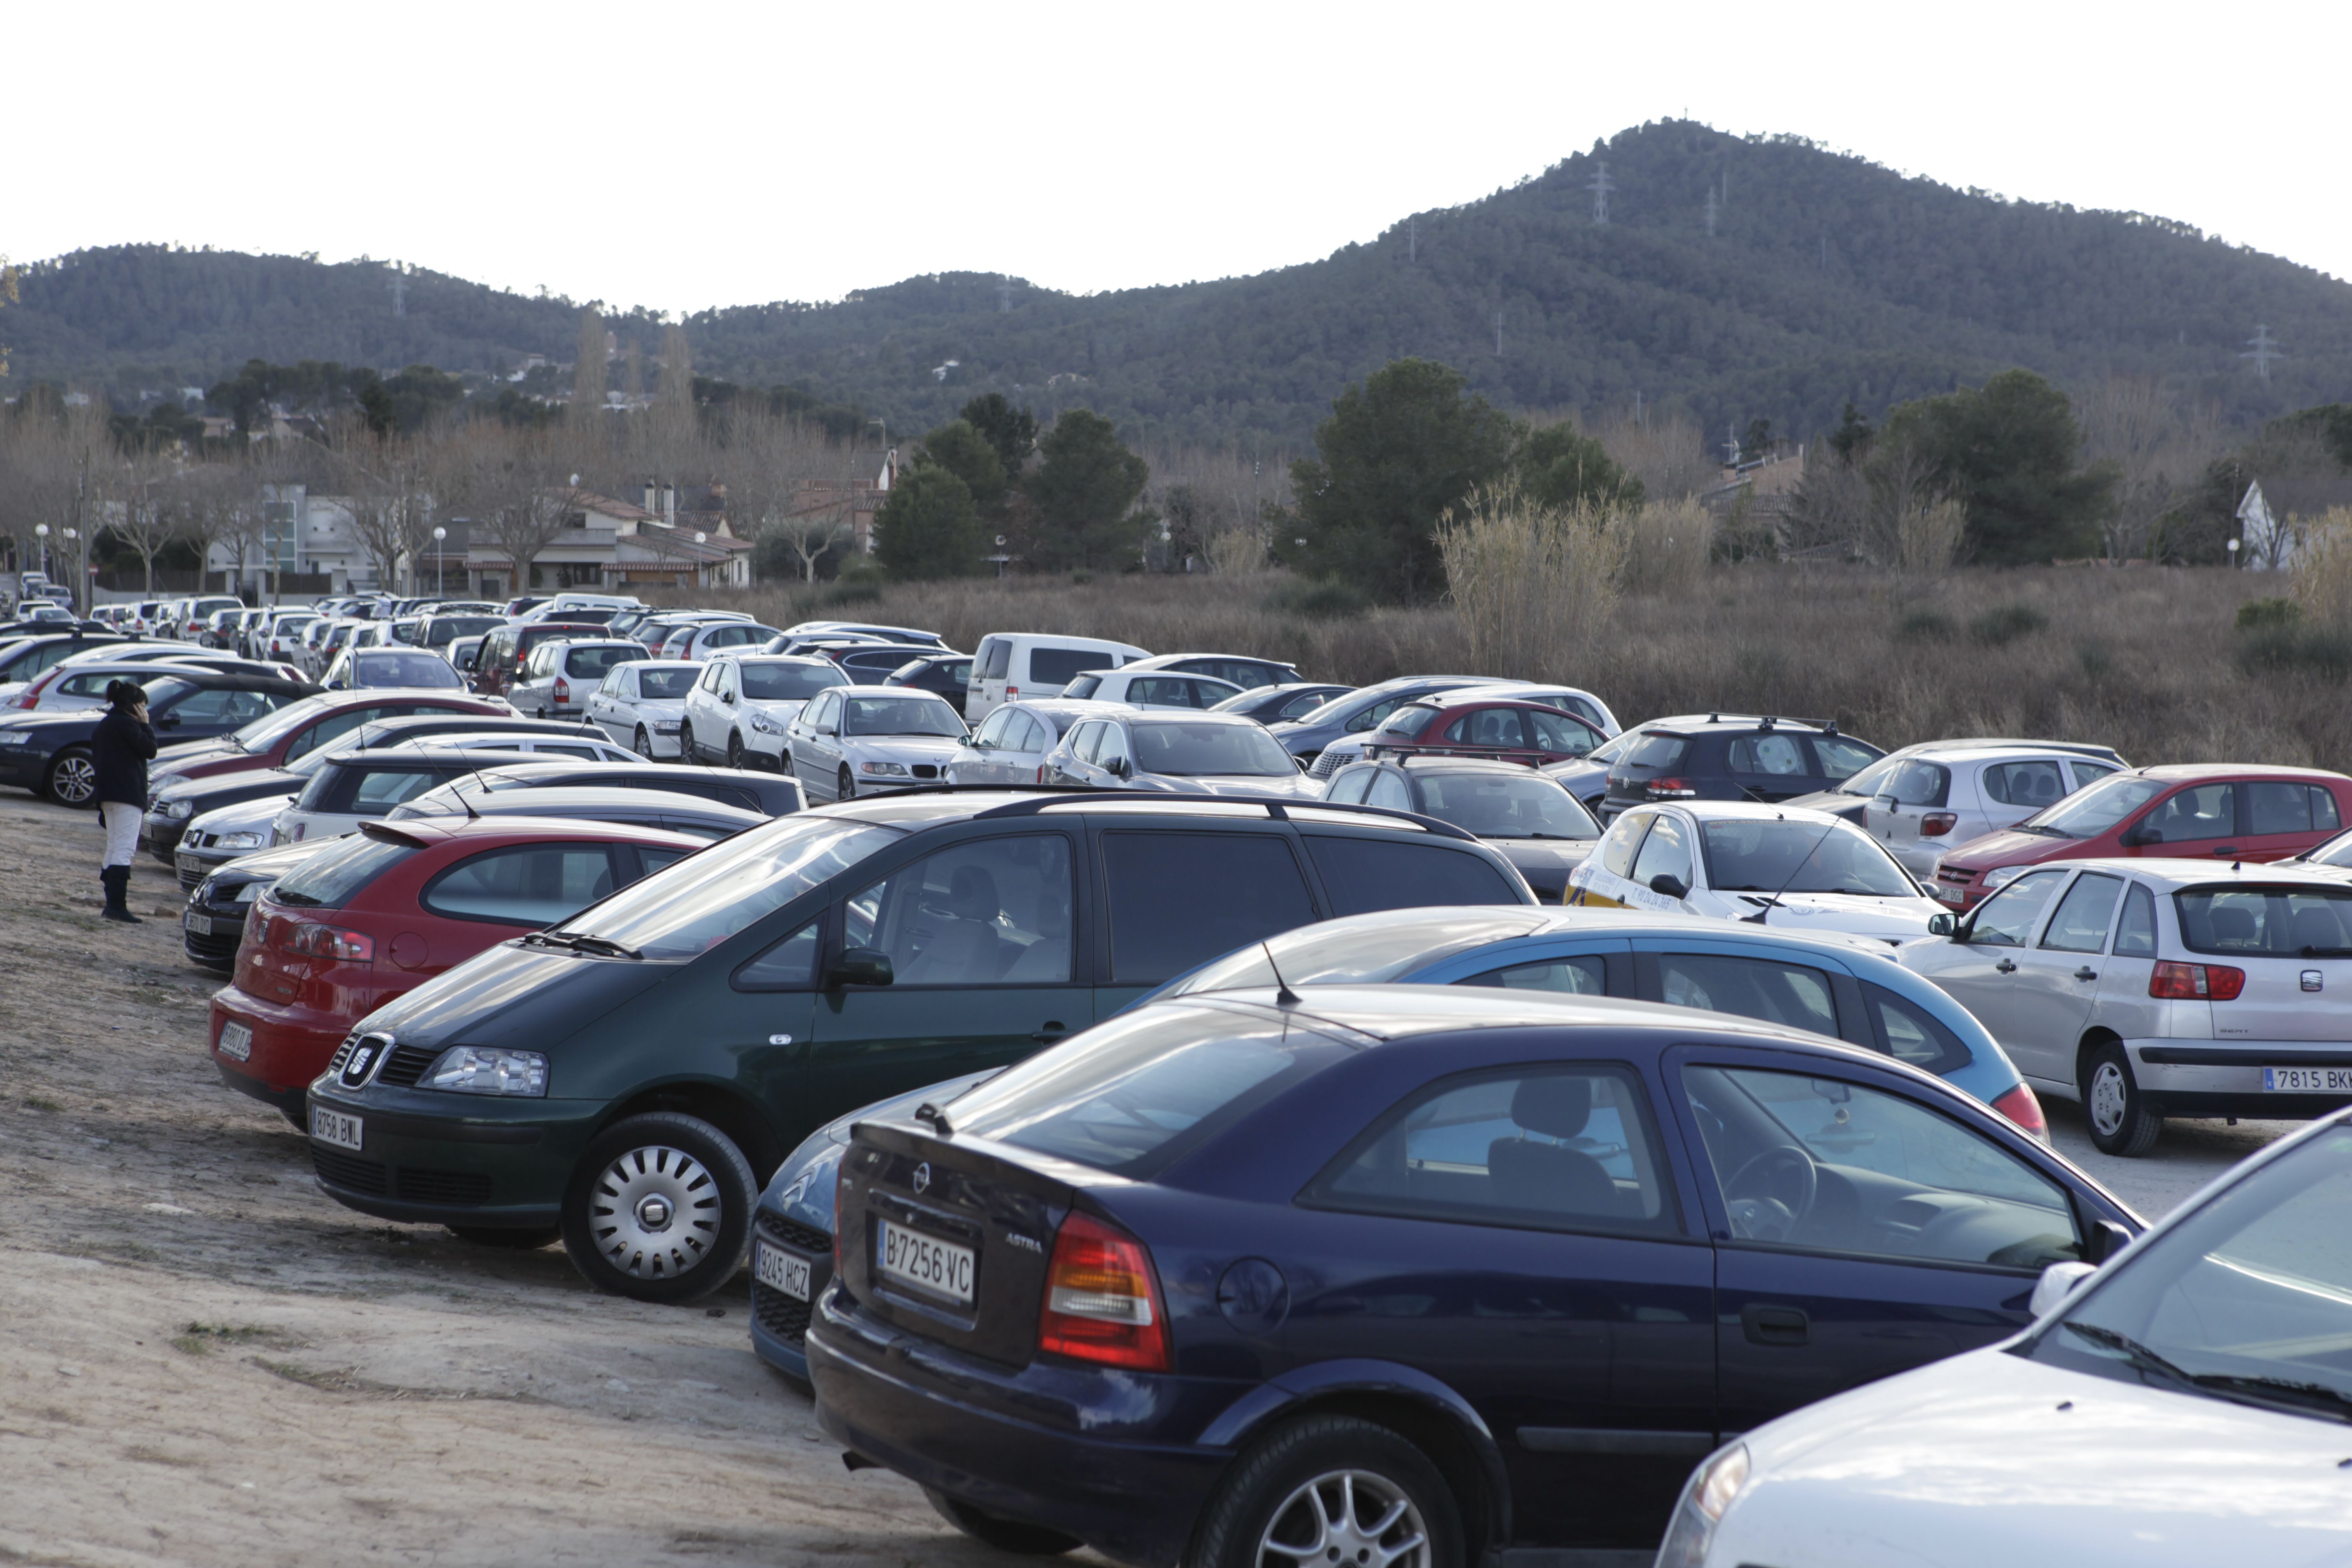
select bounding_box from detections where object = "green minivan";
[302,790,1534,1301]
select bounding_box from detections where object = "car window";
[972,708,1016,747]
[1862,983,1973,1073]
[2069,761,2120,789]
[422,845,618,925]
[1681,1065,2077,1264]
[841,695,963,737]
[1103,831,1317,985]
[1009,713,1048,753]
[554,817,900,959]
[1364,771,1413,811]
[1596,812,1651,877]
[1373,704,1441,740]
[1700,818,1914,896]
[270,832,418,910]
[741,662,840,701]
[1658,953,1838,1035]
[1346,696,1411,733]
[2246,780,2324,836]
[1096,722,1132,769]
[2041,872,2125,953]
[1413,772,1596,839]
[1885,760,1951,807]
[1308,1065,1674,1237]
[1630,812,1694,890]
[160,686,276,726]
[977,638,1011,679]
[1279,691,1328,720]
[2112,882,2159,957]
[1728,735,1808,776]
[1526,708,1598,756]
[2175,885,2352,958]
[1967,869,2071,946]
[1325,769,1371,805]
[1983,760,2068,809]
[1809,737,1878,780]
[351,767,456,812]
[1448,707,1527,748]
[2031,772,2167,836]
[1029,647,1109,687]
[1305,836,1522,916]
[1062,673,1104,700]
[841,835,1075,986]
[2143,782,2236,845]
[1460,954,1608,995]
[1130,720,1292,776]
[1621,734,1687,770]
[734,916,821,989]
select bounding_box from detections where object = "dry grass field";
[668,564,2344,772]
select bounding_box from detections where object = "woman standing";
[92,679,157,924]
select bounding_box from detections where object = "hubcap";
[1257,1470,1429,1568]
[637,727,654,758]
[52,756,95,805]
[588,1144,720,1278]
[2089,1061,2129,1137]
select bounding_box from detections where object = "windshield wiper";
[2063,1322,2198,1389]
[271,888,325,907]
[2303,946,2352,958]
[565,934,642,960]
[2188,1373,2352,1422]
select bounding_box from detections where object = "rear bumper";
[209,991,348,1094]
[2127,1040,2352,1118]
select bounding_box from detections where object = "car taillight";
[2151,961,2244,1001]
[553,678,569,703]
[1005,685,1020,702]
[1645,777,1698,798]
[284,922,374,963]
[10,670,57,708]
[1036,764,1047,783]
[1920,812,1959,836]
[1038,1210,1168,1371]
[1990,1083,2048,1141]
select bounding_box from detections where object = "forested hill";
[11,121,2351,444]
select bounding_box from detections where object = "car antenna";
[1743,823,1839,924]
[1262,941,1300,1006]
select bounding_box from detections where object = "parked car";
[391,785,762,841]
[150,749,334,869]
[1904,856,2352,1155]
[415,613,505,655]
[0,632,136,692]
[182,840,333,971]
[682,655,845,769]
[176,595,244,642]
[321,647,472,693]
[472,621,606,698]
[814,644,958,685]
[1208,681,1355,725]
[1599,714,1886,821]
[385,728,638,765]
[750,908,2044,1386]
[1270,676,1500,772]
[777,619,948,650]
[446,634,488,676]
[966,633,1150,720]
[1041,710,1321,799]
[1323,756,1600,900]
[391,758,803,819]
[139,693,512,797]
[1569,801,1947,942]
[802,980,2134,1562]
[211,816,704,1122]
[944,699,1127,786]
[255,611,319,663]
[659,620,783,662]
[880,652,975,704]
[1315,684,1620,778]
[268,748,532,846]
[1847,744,2130,876]
[9,657,290,714]
[301,792,1534,1300]
[785,686,969,802]
[1113,650,1305,692]
[1677,1106,2352,1568]
[0,670,319,806]
[629,610,748,651]
[1352,694,1607,769]
[1545,715,1716,816]
[584,658,701,759]
[1929,765,2352,913]
[505,639,649,721]
[1779,738,2130,827]
[1059,665,1245,710]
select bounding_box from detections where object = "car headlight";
[164,799,195,820]
[1982,864,2030,891]
[653,720,682,732]
[748,711,784,735]
[235,882,266,903]
[424,1045,548,1096]
[861,761,909,776]
[217,832,266,850]
[1656,1443,1749,1568]
[0,731,29,747]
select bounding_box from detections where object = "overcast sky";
[10,2,2346,312]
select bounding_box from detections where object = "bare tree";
[457,427,593,597]
[169,463,245,594]
[717,405,842,581]
[570,308,607,427]
[107,452,183,594]
[2076,375,2223,562]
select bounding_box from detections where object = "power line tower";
[389,271,407,318]
[1409,216,1418,262]
[997,275,1013,314]
[1704,184,1719,238]
[1493,312,1504,356]
[2242,324,2285,382]
[1589,160,1614,225]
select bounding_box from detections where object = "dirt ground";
[0,794,1059,1567]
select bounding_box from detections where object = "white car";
[1902,856,2352,1156]
[659,620,782,662]
[965,633,1150,720]
[785,686,969,802]
[944,698,1128,785]
[506,638,650,720]
[1039,710,1322,799]
[1862,744,2126,877]
[1568,801,1946,942]
[585,658,704,759]
[387,729,637,765]
[1057,666,1243,710]
[682,654,845,770]
[1665,1108,2352,1568]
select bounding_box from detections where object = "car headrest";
[1511,1075,1593,1140]
[947,864,999,922]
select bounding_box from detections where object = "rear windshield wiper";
[271,889,325,907]
[2303,946,2352,958]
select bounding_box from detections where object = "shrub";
[2237,625,2352,679]
[823,573,884,606]
[1618,498,1715,595]
[1968,603,2046,645]
[2077,642,2113,680]
[1262,577,1369,620]
[2238,597,2300,630]
[2290,508,2352,627]
[1895,610,1953,642]
[1436,482,1626,681]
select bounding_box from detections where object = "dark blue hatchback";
[807,986,2140,1565]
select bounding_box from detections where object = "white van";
[967,634,1150,720]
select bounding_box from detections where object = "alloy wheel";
[838,765,856,802]
[48,752,96,807]
[1257,1470,1430,1568]
[636,725,655,759]
[2088,1061,2129,1138]
[726,733,744,769]
[586,1143,722,1279]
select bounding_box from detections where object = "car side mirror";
[156,712,181,728]
[1648,873,1689,900]
[829,947,894,988]
[2030,1260,2098,1318]
[1295,755,1310,772]
[1109,756,1131,778]
[2082,1218,2132,1266]
[1927,912,1956,937]
[722,691,735,705]
[2119,823,2158,848]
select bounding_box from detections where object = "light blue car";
[746,906,2039,1384]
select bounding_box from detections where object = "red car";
[208,815,704,1119]
[1361,695,1606,766]
[142,692,508,794]
[1931,763,2352,909]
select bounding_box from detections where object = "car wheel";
[924,1488,1081,1556]
[837,765,856,802]
[2082,1039,2162,1158]
[725,732,745,769]
[635,725,655,760]
[560,1112,755,1304]
[448,1225,562,1249]
[1189,1415,1460,1568]
[44,746,96,807]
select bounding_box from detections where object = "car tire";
[1189,1415,1461,1568]
[560,1112,756,1304]
[635,725,655,760]
[44,746,97,807]
[924,1488,1082,1556]
[837,765,856,802]
[726,732,745,770]
[448,1225,562,1249]
[2082,1039,2162,1158]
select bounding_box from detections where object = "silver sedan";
[785,685,970,802]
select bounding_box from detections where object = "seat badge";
[912,1161,931,1194]
[2303,970,2324,993]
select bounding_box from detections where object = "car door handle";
[1741,1304,1809,1347]
[2210,846,2239,856]
[1994,957,2017,973]
[1029,1022,1068,1043]
[2074,967,2099,982]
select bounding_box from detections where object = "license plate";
[217,1020,252,1061]
[178,854,205,879]
[876,1218,976,1305]
[2263,1066,2352,1093]
[186,912,214,936]
[310,1107,363,1151]
[755,1241,813,1300]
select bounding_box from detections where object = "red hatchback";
[1931,763,2352,909]
[1362,695,1605,766]
[144,692,508,795]
[207,815,703,1119]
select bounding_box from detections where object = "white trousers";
[100,802,141,869]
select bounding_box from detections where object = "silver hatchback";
[1865,744,2124,876]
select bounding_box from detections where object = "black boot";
[101,866,142,923]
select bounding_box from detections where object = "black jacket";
[92,707,157,808]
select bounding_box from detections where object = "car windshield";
[353,652,464,689]
[739,662,841,701]
[2024,773,2168,838]
[942,1005,1355,1177]
[1132,720,1296,776]
[2033,1124,2352,1425]
[552,816,900,959]
[842,696,964,737]
[635,668,697,699]
[1834,753,1905,797]
[1373,705,1441,739]
[1700,818,1916,896]
[1166,910,1545,996]
[1416,772,1599,839]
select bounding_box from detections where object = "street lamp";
[34,523,49,583]
[62,530,77,615]
[432,527,447,597]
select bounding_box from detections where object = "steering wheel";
[1723,1144,1819,1243]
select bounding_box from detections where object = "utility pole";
[997,275,1012,314]
[2242,324,2285,382]
[1705,184,1719,238]
[1493,312,1504,356]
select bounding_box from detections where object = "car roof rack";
[1684,714,1841,736]
[852,782,1485,843]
